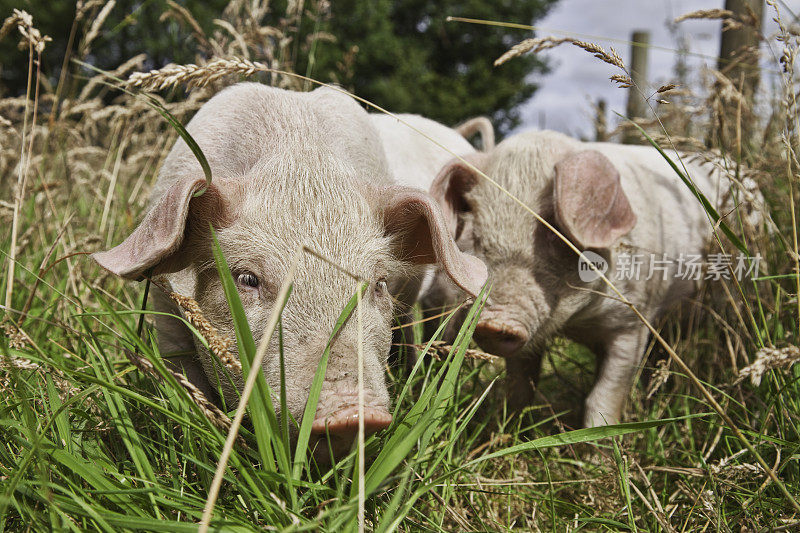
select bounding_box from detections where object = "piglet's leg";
[584,325,649,427]
[505,352,543,413]
[151,288,195,356]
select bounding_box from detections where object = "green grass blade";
[363,287,488,497]
[277,318,296,507]
[465,413,711,467]
[389,306,459,417]
[292,282,368,478]
[209,228,286,474]
[45,374,71,454]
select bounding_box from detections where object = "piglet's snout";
[312,405,392,436]
[310,406,392,461]
[474,317,530,357]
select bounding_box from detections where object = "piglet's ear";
[383,186,487,297]
[93,178,226,280]
[430,153,487,237]
[554,150,637,249]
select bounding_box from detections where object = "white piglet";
[370,114,494,191]
[428,130,760,426]
[94,83,487,460]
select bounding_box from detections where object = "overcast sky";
[515,0,800,137]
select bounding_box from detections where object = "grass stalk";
[198,246,303,532]
[4,44,35,314]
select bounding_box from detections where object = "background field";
[1,1,800,531]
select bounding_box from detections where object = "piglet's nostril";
[473,319,529,357]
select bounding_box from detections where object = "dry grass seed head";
[496,37,626,78]
[673,8,754,32]
[162,0,207,41]
[0,9,51,53]
[80,0,116,56]
[610,74,633,88]
[75,0,106,21]
[736,345,800,386]
[646,359,670,399]
[165,289,242,373]
[2,319,32,350]
[674,9,735,23]
[570,40,625,70]
[494,36,572,66]
[420,340,500,363]
[708,449,762,481]
[126,58,274,91]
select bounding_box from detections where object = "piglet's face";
[94,158,487,462]
[430,142,636,358]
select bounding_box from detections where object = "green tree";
[0,0,228,96]
[301,0,558,134]
[1,0,557,133]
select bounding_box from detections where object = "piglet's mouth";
[309,405,392,463]
[311,405,393,435]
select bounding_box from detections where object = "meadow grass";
[2,1,800,531]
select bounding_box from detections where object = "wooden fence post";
[595,99,608,142]
[623,31,650,144]
[716,0,763,150]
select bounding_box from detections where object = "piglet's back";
[586,142,726,259]
[151,83,392,204]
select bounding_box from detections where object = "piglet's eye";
[236,272,260,289]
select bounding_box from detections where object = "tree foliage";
[302,0,557,133]
[0,0,557,133]
[0,0,228,95]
